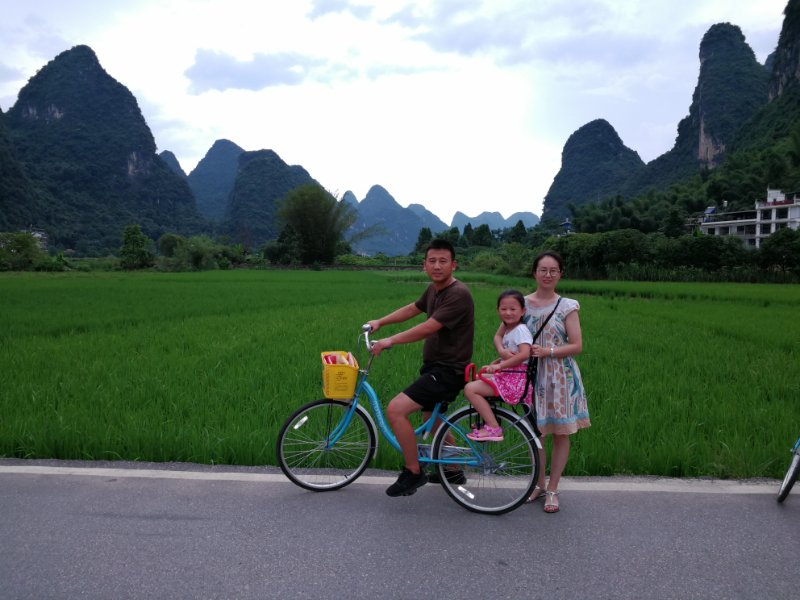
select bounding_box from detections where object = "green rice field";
[1,269,798,478]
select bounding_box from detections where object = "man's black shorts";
[403,363,466,412]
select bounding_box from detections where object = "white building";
[697,189,800,248]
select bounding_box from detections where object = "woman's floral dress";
[524,296,590,435]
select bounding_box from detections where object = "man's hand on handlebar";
[370,337,393,356]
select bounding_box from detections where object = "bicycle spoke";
[432,406,539,514]
[277,399,376,491]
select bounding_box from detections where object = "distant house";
[23,228,49,251]
[696,189,800,248]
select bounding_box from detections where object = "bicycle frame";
[323,327,537,468]
[278,324,544,513]
[323,366,471,467]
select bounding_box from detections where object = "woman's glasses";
[535,268,561,276]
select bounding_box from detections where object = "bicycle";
[777,435,800,503]
[276,324,542,514]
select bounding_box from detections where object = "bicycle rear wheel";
[277,399,377,491]
[431,405,540,515]
[777,450,800,503]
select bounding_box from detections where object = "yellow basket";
[321,351,359,399]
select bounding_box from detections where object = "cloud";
[383,1,623,66]
[415,14,528,58]
[308,0,373,21]
[0,62,24,85]
[185,49,327,93]
[362,63,442,80]
[383,0,483,28]
[384,0,509,56]
[184,45,436,94]
[527,30,668,70]
[383,0,746,73]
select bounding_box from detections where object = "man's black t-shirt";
[414,279,474,370]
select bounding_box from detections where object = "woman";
[494,250,590,513]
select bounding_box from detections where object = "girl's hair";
[497,289,526,311]
[531,250,564,275]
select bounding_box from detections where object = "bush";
[500,243,534,277]
[0,232,52,271]
[157,233,186,258]
[119,224,154,270]
[469,251,511,275]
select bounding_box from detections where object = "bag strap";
[521,297,562,436]
[529,296,561,346]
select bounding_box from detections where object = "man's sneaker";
[386,468,428,497]
[427,468,467,485]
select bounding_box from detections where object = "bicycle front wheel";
[431,405,540,515]
[277,399,377,491]
[777,450,800,503]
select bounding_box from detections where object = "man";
[367,239,474,497]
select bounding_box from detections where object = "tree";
[786,122,800,168]
[598,229,648,266]
[550,232,604,278]
[508,220,527,243]
[462,223,474,245]
[180,235,220,270]
[414,227,433,253]
[263,225,303,265]
[0,232,47,271]
[277,184,357,264]
[759,227,800,276]
[119,224,154,270]
[662,207,686,238]
[501,242,533,276]
[437,227,461,246]
[526,218,563,248]
[157,233,186,257]
[471,224,493,246]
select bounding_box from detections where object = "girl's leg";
[463,380,500,428]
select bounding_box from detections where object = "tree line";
[407,223,799,283]
[2,182,799,282]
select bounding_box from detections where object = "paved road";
[0,459,796,599]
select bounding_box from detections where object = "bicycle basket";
[321,351,359,399]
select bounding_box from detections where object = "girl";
[464,290,533,442]
[497,251,590,513]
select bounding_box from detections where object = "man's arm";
[367,303,422,333]
[370,316,442,355]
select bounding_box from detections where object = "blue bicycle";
[777,435,800,503]
[277,325,542,514]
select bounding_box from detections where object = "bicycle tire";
[277,399,377,491]
[777,450,800,503]
[431,405,541,515]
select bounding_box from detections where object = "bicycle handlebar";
[361,323,374,350]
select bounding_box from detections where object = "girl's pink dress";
[485,323,534,405]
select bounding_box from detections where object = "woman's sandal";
[526,485,546,503]
[543,490,560,513]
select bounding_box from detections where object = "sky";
[0,0,788,225]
